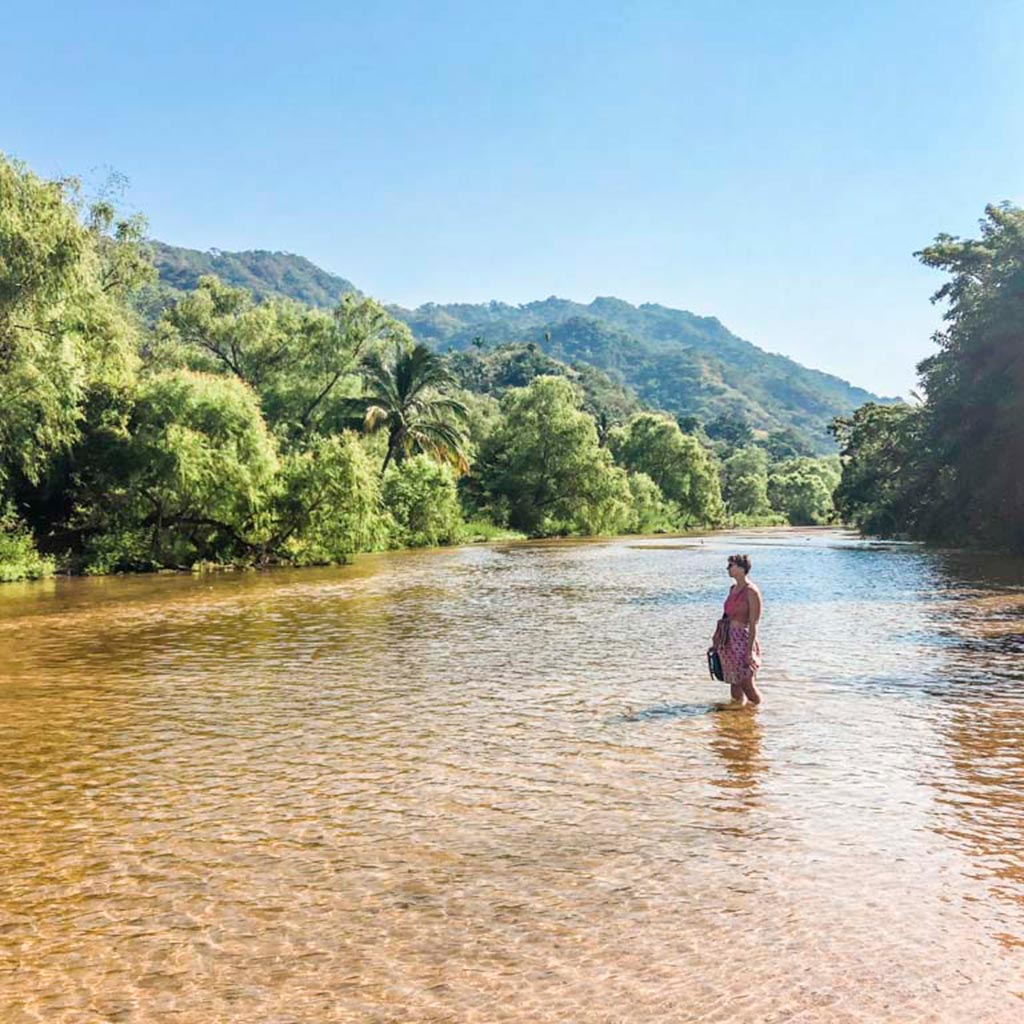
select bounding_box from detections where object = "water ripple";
[1,530,1022,1022]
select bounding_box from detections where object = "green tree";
[87,197,156,302]
[0,155,143,492]
[269,433,387,564]
[768,456,841,525]
[383,455,463,547]
[759,427,813,461]
[358,342,470,472]
[914,203,1024,550]
[477,375,632,536]
[446,342,641,429]
[0,504,55,581]
[75,370,279,570]
[626,472,678,534]
[830,403,937,538]
[706,411,754,450]
[156,278,406,437]
[607,413,724,526]
[721,446,772,519]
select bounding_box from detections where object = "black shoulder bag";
[707,615,729,681]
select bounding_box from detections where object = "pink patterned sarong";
[718,624,761,687]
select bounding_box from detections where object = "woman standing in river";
[715,553,763,705]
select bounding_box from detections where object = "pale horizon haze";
[3,1,1022,398]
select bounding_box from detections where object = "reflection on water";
[1,529,1022,1022]
[709,705,765,799]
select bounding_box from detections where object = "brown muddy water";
[1,529,1022,1023]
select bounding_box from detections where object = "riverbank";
[1,516,840,587]
[0,518,528,585]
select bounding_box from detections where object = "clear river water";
[1,529,1022,1023]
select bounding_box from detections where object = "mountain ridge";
[148,241,361,307]
[149,241,898,453]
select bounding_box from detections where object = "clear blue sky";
[3,1,1021,396]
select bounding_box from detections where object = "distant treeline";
[831,204,1024,554]
[149,240,894,455]
[0,155,851,581]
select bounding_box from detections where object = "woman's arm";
[746,587,762,661]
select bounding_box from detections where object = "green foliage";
[607,413,724,526]
[155,278,406,438]
[721,446,772,519]
[358,342,470,472]
[830,403,937,538]
[0,154,143,490]
[76,370,279,571]
[447,342,642,431]
[88,200,156,300]
[382,455,463,547]
[0,505,55,581]
[149,241,359,308]
[457,390,502,462]
[135,370,278,521]
[477,376,632,536]
[272,433,387,565]
[147,247,899,455]
[625,472,679,533]
[768,456,841,525]
[573,468,633,537]
[11,150,941,579]
[391,300,896,454]
[707,412,754,450]
[913,203,1024,550]
[758,426,814,461]
[456,519,526,543]
[832,204,1024,551]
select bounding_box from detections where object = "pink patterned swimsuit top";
[723,585,751,625]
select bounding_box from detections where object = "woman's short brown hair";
[728,554,752,573]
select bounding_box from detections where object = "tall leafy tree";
[607,413,724,526]
[156,278,409,437]
[625,471,678,533]
[830,402,941,539]
[915,203,1024,550]
[268,433,387,564]
[759,427,813,461]
[706,411,754,451]
[834,203,1024,549]
[357,342,470,472]
[0,155,144,490]
[477,375,632,536]
[0,155,150,578]
[721,446,772,519]
[382,455,463,547]
[72,370,279,571]
[768,456,841,525]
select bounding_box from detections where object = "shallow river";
[1,529,1022,1023]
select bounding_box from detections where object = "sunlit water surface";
[1,529,1022,1023]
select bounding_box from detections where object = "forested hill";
[149,241,360,307]
[151,242,897,452]
[392,300,897,452]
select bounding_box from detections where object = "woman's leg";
[730,683,746,703]
[740,673,762,705]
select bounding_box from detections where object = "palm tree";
[359,343,470,473]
